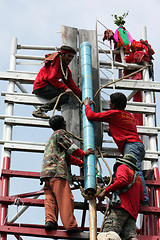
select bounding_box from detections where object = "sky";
[0,0,160,239]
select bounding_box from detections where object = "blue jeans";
[123,142,150,205]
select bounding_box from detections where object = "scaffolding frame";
[0,24,160,239]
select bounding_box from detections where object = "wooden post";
[61,25,81,147]
[89,198,97,240]
[79,29,102,148]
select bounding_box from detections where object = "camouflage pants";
[102,208,138,240]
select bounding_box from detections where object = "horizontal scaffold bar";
[0,140,159,160]
[0,225,89,239]
[2,92,156,114]
[102,100,156,114]
[101,78,160,92]
[0,115,159,135]
[0,71,37,84]
[0,196,159,215]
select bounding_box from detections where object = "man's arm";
[83,97,111,122]
[70,155,83,167]
[98,165,130,201]
[46,57,70,91]
[70,148,95,167]
[65,68,82,99]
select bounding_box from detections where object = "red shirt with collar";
[33,56,82,99]
[105,164,145,219]
[85,105,143,153]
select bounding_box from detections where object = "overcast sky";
[0,0,160,239]
[0,0,160,71]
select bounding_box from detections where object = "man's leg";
[49,177,78,231]
[122,214,138,240]
[44,179,58,228]
[32,84,69,118]
[102,208,129,237]
[123,142,150,205]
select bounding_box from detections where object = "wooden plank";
[103,123,158,136]
[79,28,102,147]
[3,140,45,152]
[0,71,36,84]
[1,139,159,160]
[2,92,156,114]
[135,126,158,135]
[101,78,160,92]
[0,196,44,206]
[145,180,160,187]
[137,236,160,240]
[3,116,49,128]
[2,116,159,135]
[102,100,156,114]
[0,196,88,210]
[101,147,159,161]
[0,225,89,239]
[100,203,160,215]
[1,169,40,179]
[11,190,44,198]
[100,60,143,69]
[2,196,160,215]
[3,92,48,105]
[61,25,81,148]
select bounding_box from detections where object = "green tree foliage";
[112,11,129,27]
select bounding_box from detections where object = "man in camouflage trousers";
[40,115,94,232]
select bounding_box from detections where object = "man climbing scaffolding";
[40,115,94,232]
[83,92,150,205]
[32,46,82,119]
[97,154,144,240]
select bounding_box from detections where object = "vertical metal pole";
[80,42,97,240]
[0,37,17,240]
[141,26,156,170]
[141,26,160,234]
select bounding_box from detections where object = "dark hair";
[49,115,64,131]
[110,92,127,110]
[60,45,76,54]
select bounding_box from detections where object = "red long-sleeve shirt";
[85,105,143,153]
[70,148,86,167]
[33,56,82,99]
[105,164,144,219]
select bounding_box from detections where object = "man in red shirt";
[83,92,149,205]
[32,46,82,119]
[98,154,144,240]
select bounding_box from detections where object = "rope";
[66,130,83,142]
[52,92,66,116]
[3,197,24,226]
[99,197,110,232]
[52,92,82,117]
[94,65,151,99]
[96,145,112,231]
[96,146,112,187]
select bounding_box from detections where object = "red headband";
[60,50,74,54]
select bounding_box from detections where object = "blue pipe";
[80,42,96,193]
